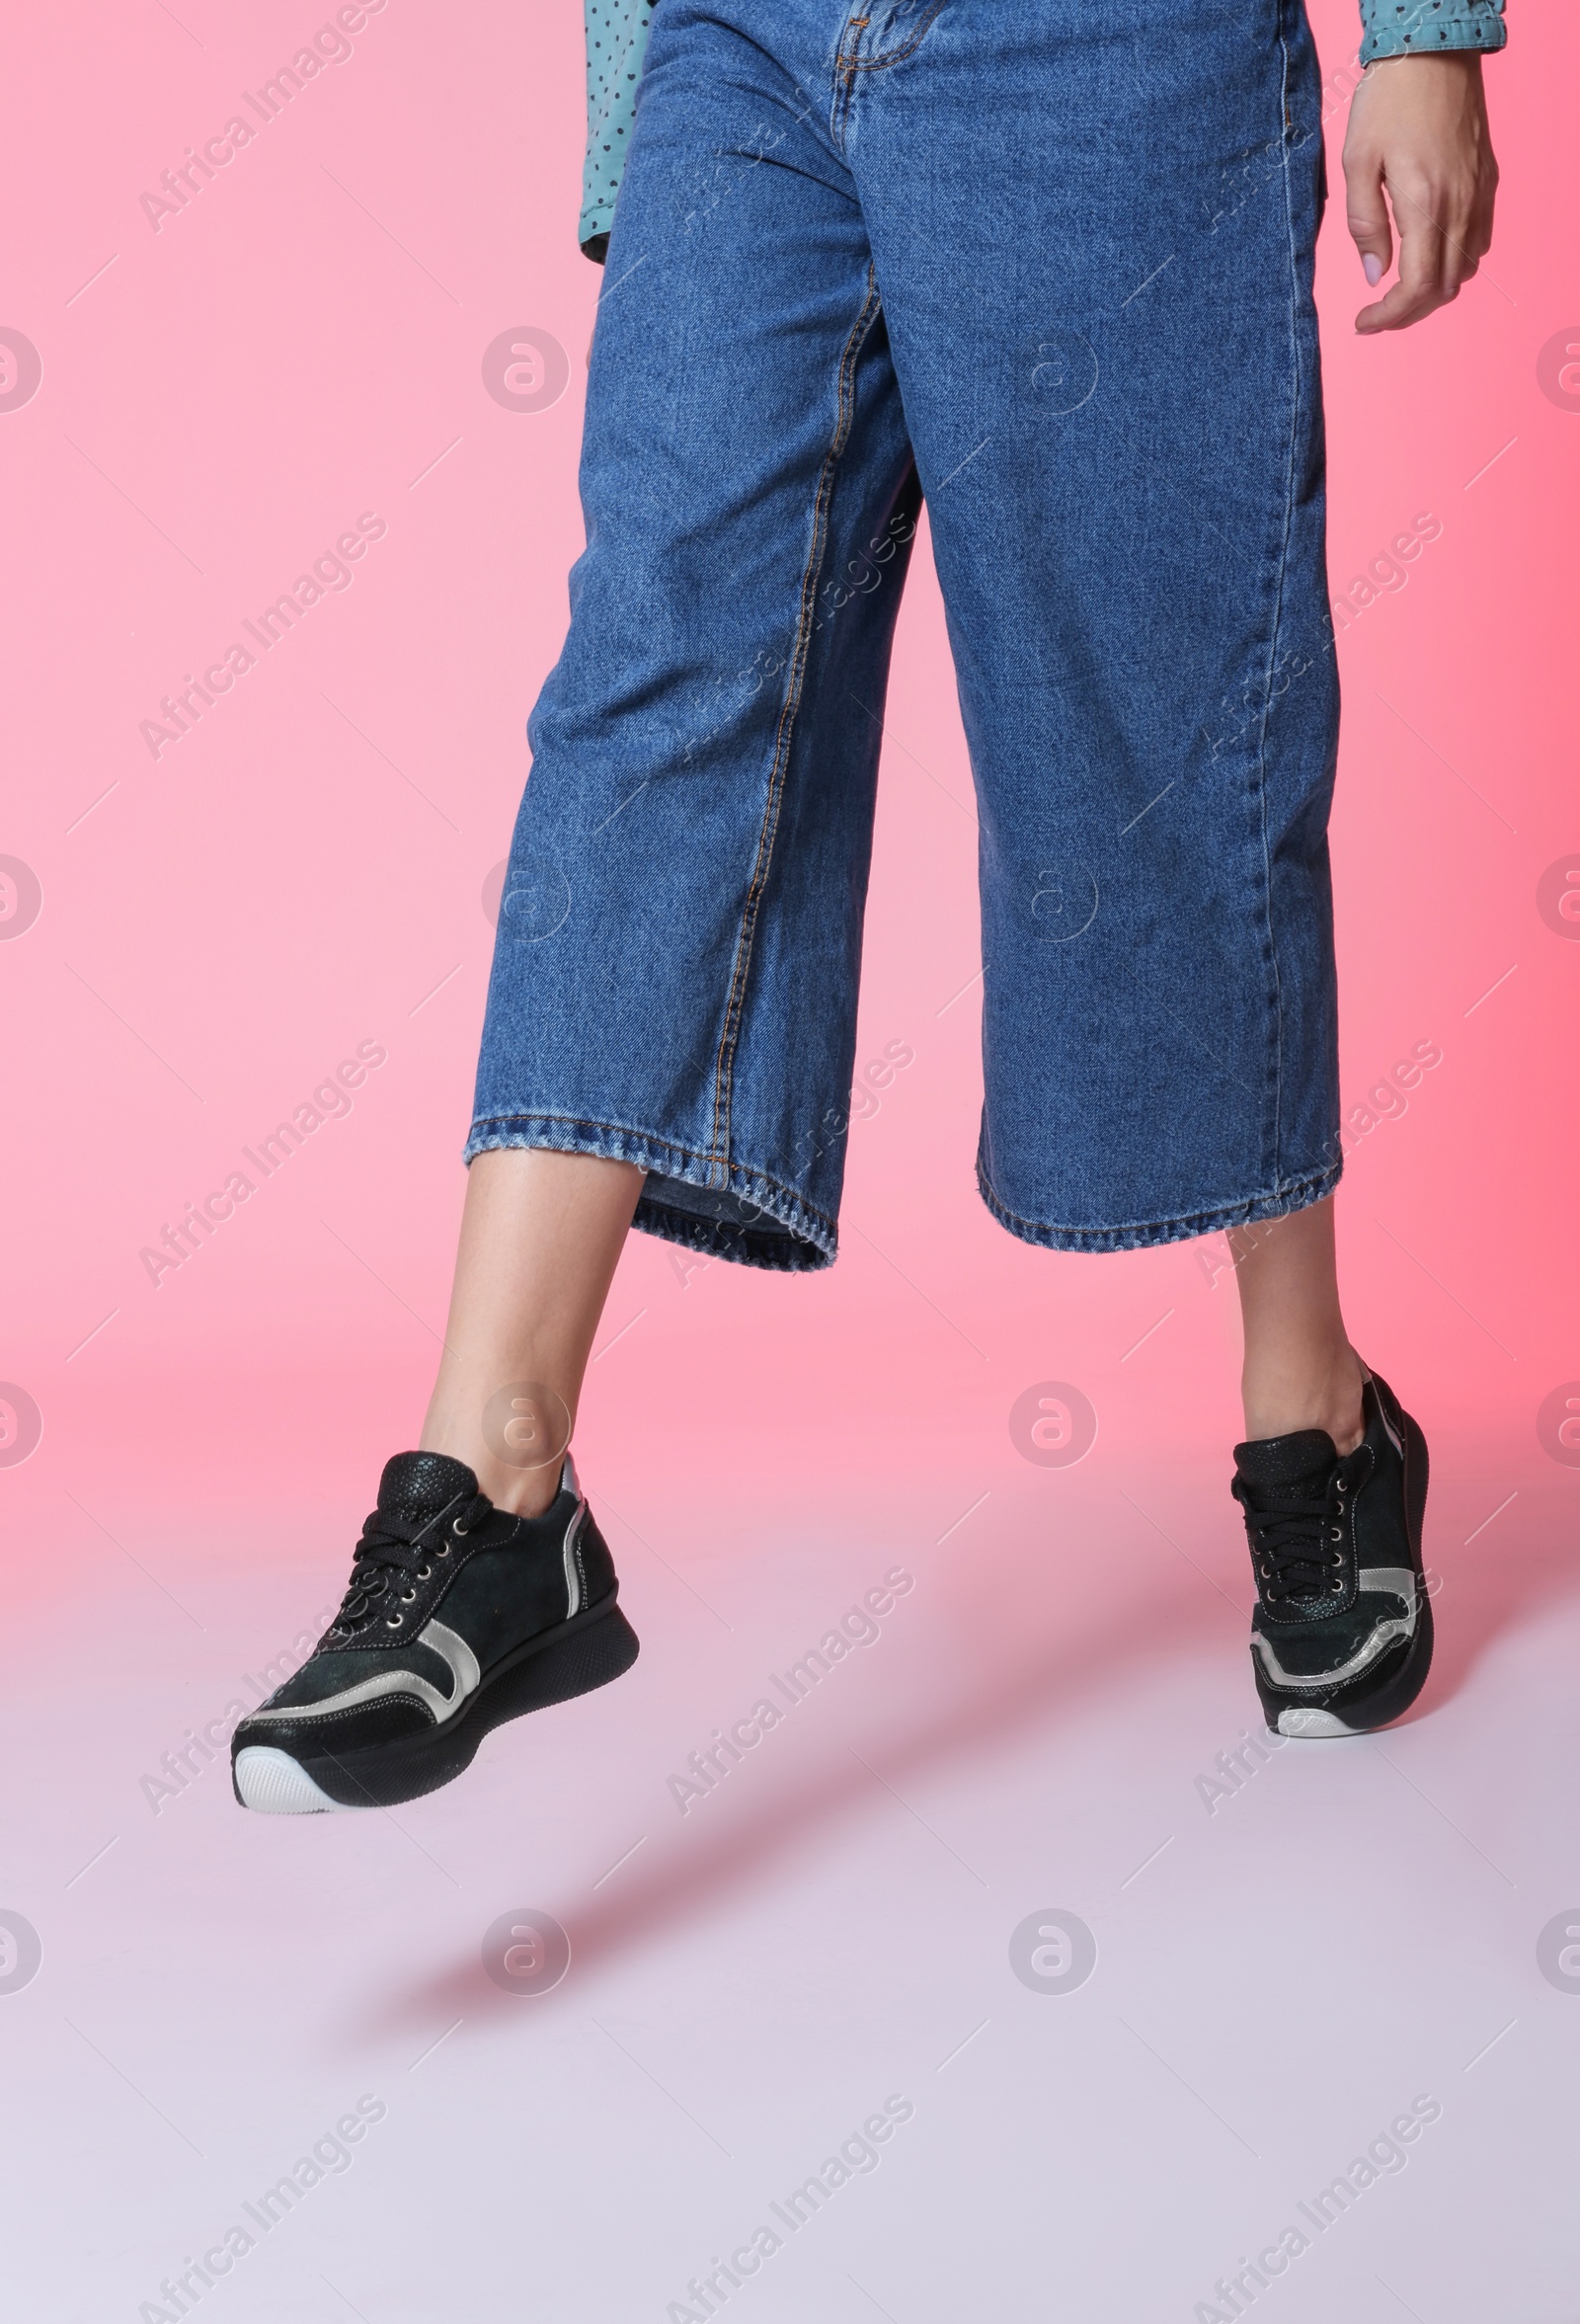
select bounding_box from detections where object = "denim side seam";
[975,1153,1343,1256]
[464,1109,838,1263]
[1245,0,1307,1194]
[707,266,886,1172]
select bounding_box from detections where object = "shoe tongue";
[1233,1428,1337,1496]
[375,1451,480,1527]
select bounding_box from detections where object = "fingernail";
[1363,254,1384,286]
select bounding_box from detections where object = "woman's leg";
[230,4,917,1814]
[229,1146,646,1813]
[1230,1196,1366,1454]
[420,1149,645,1515]
[1228,1190,1431,1739]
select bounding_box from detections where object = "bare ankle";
[484,1462,565,1519]
[1241,1347,1366,1456]
[417,1418,569,1518]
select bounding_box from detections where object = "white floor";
[4,1449,1577,2321]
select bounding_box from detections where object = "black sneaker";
[1232,1367,1431,1738]
[231,1450,638,1811]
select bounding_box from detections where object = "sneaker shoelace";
[328,1489,491,1639]
[1238,1474,1348,1608]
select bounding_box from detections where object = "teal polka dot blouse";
[581,0,656,260]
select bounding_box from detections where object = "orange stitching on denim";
[707,269,884,1171]
[833,1,945,144]
[845,0,947,74]
[831,22,863,145]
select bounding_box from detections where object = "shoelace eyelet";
[401,1586,417,1602]
[417,1563,432,1580]
[452,1518,471,1538]
[385,1614,403,1630]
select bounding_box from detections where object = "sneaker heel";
[486,1603,641,1725]
[1403,1410,1430,1563]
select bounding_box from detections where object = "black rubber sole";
[233,1592,640,1809]
[1254,1402,1434,1736]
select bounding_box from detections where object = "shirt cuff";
[579,203,613,265]
[1361,0,1507,63]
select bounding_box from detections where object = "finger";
[1392,174,1481,295]
[1467,161,1499,267]
[1447,217,1481,292]
[1344,143,1393,291]
[1356,177,1448,333]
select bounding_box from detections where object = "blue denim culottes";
[469,0,1343,1269]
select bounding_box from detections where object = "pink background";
[2,5,1578,2318]
[3,0,1575,1508]
[3,0,1576,1497]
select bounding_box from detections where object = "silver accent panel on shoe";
[563,1502,588,1620]
[1356,1567,1417,1601]
[247,1617,482,1728]
[1358,1360,1403,1457]
[1252,1589,1417,1693]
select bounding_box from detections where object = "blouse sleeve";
[1359,0,1506,65]
[581,0,656,261]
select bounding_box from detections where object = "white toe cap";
[233,1745,358,1813]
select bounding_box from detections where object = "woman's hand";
[1343,52,1499,334]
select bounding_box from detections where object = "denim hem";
[463,1111,837,1272]
[635,1192,832,1274]
[975,1156,1343,1254]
